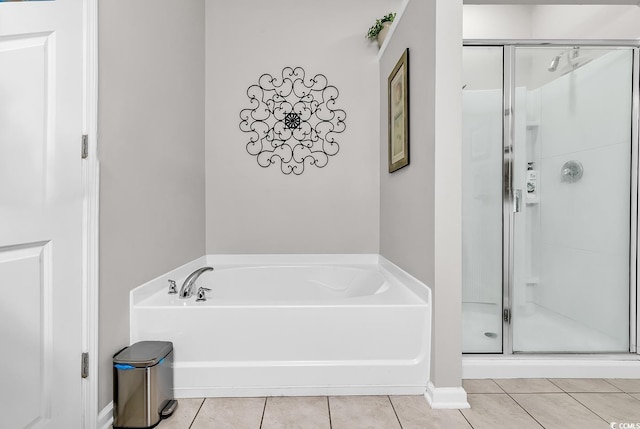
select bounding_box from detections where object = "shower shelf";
[526,121,540,129]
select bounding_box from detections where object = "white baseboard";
[424,381,470,409]
[97,401,113,429]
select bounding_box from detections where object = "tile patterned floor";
[124,379,640,429]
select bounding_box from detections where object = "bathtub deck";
[119,378,640,429]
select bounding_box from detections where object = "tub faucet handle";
[195,287,211,302]
[168,279,177,294]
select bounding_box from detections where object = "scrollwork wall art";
[239,67,346,175]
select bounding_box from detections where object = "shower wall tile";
[538,50,632,160]
[538,244,629,348]
[539,142,630,255]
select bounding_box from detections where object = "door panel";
[511,47,632,353]
[462,46,504,353]
[0,0,84,427]
[0,33,50,207]
[0,243,52,428]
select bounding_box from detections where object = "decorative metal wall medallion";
[239,67,346,175]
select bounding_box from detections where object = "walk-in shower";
[462,43,638,355]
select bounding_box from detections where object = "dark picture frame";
[388,48,410,173]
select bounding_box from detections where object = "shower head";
[548,55,561,72]
[548,48,594,75]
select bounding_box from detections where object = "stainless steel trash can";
[113,341,177,429]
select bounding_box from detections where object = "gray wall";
[464,4,640,40]
[380,1,436,288]
[98,0,206,409]
[379,0,463,388]
[204,0,400,254]
[532,4,640,39]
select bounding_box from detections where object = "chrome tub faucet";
[179,266,214,299]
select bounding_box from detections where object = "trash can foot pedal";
[161,399,178,419]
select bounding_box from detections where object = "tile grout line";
[469,380,545,429]
[187,398,207,429]
[489,378,507,394]
[549,378,624,394]
[458,408,475,429]
[326,396,333,429]
[386,396,403,429]
[504,389,546,429]
[602,379,624,392]
[547,378,563,391]
[259,397,267,429]
[566,392,616,425]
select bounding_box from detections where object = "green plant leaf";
[365,12,396,40]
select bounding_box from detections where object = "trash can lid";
[113,341,173,367]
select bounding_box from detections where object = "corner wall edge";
[97,401,113,429]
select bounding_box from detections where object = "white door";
[0,0,85,427]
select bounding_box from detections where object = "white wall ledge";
[377,0,411,61]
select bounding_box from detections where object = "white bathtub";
[130,255,431,398]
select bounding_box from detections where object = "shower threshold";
[463,353,640,379]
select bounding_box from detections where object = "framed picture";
[388,48,409,173]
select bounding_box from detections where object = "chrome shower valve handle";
[168,279,177,294]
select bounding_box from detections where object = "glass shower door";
[462,46,504,353]
[510,47,633,353]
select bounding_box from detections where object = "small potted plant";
[366,12,396,48]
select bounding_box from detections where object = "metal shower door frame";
[503,45,515,355]
[465,40,640,356]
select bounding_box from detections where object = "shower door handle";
[513,189,522,213]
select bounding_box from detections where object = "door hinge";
[81,352,89,378]
[503,308,511,324]
[81,134,89,159]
